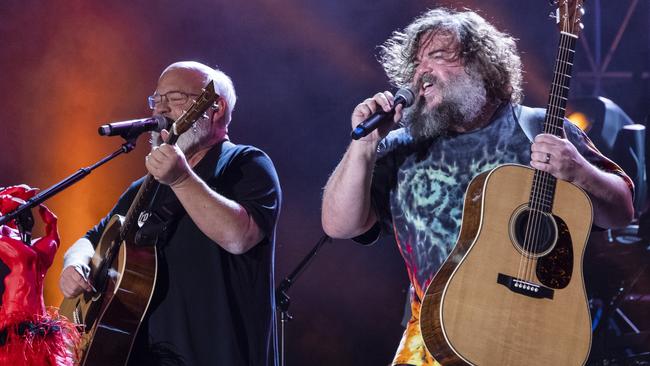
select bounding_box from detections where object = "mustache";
[413,73,440,90]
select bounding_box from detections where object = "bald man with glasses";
[59,61,281,366]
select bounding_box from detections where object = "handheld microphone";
[350,88,415,140]
[98,115,171,137]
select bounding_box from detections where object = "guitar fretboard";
[529,32,577,213]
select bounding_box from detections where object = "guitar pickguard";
[536,215,573,289]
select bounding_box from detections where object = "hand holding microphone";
[350,88,415,141]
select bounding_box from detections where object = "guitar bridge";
[497,273,554,299]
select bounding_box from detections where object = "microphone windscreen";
[395,87,415,107]
[153,115,173,132]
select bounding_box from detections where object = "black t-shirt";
[85,140,281,366]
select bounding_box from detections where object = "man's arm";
[59,184,138,298]
[168,168,263,255]
[531,133,634,229]
[60,238,95,298]
[146,143,277,255]
[322,91,404,239]
[572,165,634,228]
[322,141,379,238]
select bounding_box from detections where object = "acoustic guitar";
[420,2,592,365]
[60,81,217,365]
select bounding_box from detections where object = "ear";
[211,99,227,126]
[213,98,225,112]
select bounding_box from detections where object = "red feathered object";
[0,185,80,365]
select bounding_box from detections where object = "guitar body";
[60,215,157,366]
[421,164,592,366]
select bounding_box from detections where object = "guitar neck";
[119,128,185,241]
[530,32,578,213]
[545,32,577,137]
[120,174,160,242]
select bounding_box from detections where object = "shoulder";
[512,104,545,141]
[513,103,583,135]
[219,142,280,184]
[219,141,264,158]
[129,176,146,190]
[120,176,146,200]
[378,128,415,157]
[514,104,546,123]
[223,142,275,168]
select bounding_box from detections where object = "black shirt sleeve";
[209,146,281,241]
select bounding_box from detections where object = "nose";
[414,59,433,79]
[153,98,171,115]
[413,69,430,91]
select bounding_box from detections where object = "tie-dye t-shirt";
[358,103,632,366]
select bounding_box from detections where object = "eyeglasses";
[147,91,200,110]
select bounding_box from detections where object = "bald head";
[161,61,237,124]
[151,61,238,156]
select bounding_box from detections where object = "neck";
[186,135,228,167]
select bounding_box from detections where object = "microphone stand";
[0,133,141,244]
[276,234,331,366]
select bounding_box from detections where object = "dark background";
[0,0,648,364]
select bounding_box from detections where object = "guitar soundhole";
[510,207,558,257]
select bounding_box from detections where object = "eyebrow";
[415,47,454,62]
[153,90,194,96]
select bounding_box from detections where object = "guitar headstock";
[171,80,218,135]
[553,0,586,36]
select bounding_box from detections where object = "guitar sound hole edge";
[509,204,558,258]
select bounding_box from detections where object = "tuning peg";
[548,0,558,5]
[579,6,586,16]
[549,9,560,22]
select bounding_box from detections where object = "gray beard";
[403,67,487,140]
[150,116,211,155]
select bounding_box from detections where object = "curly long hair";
[379,8,523,103]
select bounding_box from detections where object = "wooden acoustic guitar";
[60,81,217,366]
[420,2,592,365]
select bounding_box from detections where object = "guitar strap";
[134,189,183,247]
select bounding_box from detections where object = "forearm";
[573,165,634,229]
[170,171,263,254]
[62,238,94,277]
[322,141,379,238]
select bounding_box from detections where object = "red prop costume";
[0,185,79,365]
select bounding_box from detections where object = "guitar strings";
[519,19,572,284]
[527,29,567,283]
[537,25,574,281]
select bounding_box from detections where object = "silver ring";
[545,153,551,163]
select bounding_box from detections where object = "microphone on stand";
[98,115,171,137]
[350,87,415,140]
